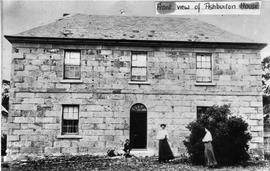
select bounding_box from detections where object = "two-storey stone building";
[5,14,266,160]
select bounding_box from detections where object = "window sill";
[130,148,148,151]
[60,80,83,84]
[195,82,216,86]
[128,81,151,85]
[56,135,82,139]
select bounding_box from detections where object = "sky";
[2,0,270,81]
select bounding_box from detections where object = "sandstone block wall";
[7,43,263,160]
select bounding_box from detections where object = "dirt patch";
[2,155,269,171]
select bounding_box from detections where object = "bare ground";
[1,155,269,171]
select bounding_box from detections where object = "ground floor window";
[62,105,79,135]
[197,106,210,119]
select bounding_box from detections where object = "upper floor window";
[64,50,81,80]
[131,52,147,82]
[62,105,79,135]
[196,53,212,83]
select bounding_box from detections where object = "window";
[131,52,147,81]
[64,51,81,80]
[62,105,79,135]
[197,106,210,119]
[196,53,212,83]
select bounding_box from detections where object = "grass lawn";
[1,155,269,171]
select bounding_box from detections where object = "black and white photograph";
[1,0,270,170]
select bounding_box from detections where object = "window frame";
[63,50,81,80]
[130,51,148,82]
[61,105,79,135]
[196,53,213,83]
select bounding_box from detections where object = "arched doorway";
[130,103,147,149]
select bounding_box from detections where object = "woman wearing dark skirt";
[202,128,217,168]
[156,124,174,163]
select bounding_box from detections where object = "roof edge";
[5,35,267,50]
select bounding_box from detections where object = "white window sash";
[196,54,212,82]
[63,106,79,120]
[65,51,80,65]
[132,54,147,67]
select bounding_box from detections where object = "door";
[130,103,147,149]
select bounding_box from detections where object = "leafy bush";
[183,105,252,166]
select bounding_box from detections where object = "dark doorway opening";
[130,103,147,149]
[1,134,7,156]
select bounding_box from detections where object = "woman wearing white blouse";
[156,124,174,163]
[202,128,217,167]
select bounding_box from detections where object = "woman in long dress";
[156,124,174,163]
[202,128,217,167]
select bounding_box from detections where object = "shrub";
[183,105,252,166]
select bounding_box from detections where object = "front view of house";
[5,14,266,161]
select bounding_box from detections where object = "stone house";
[4,14,266,161]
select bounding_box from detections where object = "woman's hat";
[160,124,166,127]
